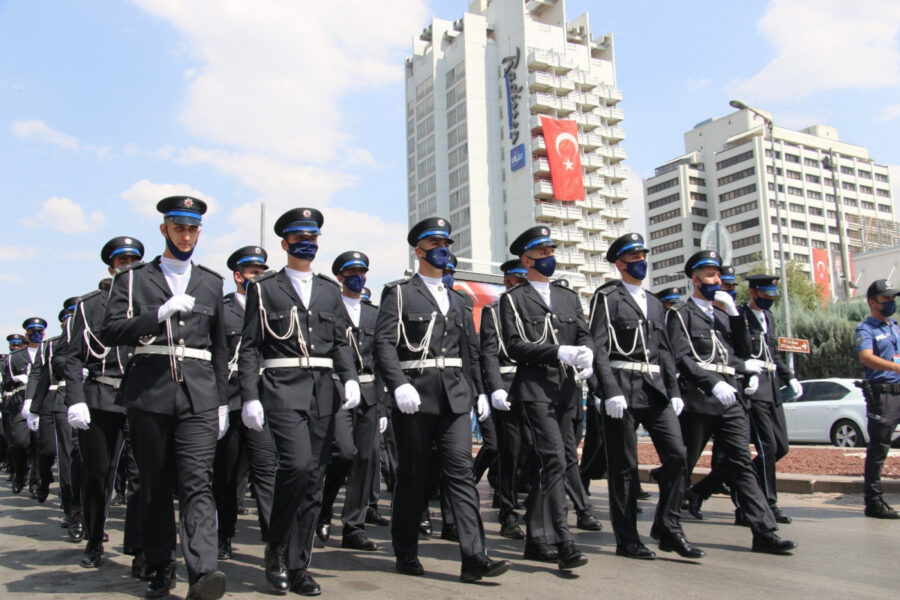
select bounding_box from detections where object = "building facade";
[643,109,896,299]
[404,0,629,303]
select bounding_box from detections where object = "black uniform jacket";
[28,333,68,414]
[666,298,750,415]
[4,345,41,412]
[373,274,477,416]
[336,298,385,414]
[589,281,679,409]
[736,304,793,405]
[480,300,517,395]
[499,280,594,403]
[100,257,229,415]
[238,269,357,417]
[223,293,247,412]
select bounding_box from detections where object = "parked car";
[780,378,900,447]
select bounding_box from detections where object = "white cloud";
[120,179,219,217]
[0,246,38,261]
[730,0,900,102]
[11,119,79,150]
[24,197,106,233]
[879,103,900,122]
[685,77,711,92]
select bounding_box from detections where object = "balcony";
[560,205,583,222]
[526,0,558,15]
[605,145,627,161]
[556,250,585,266]
[530,113,543,132]
[599,86,624,103]
[555,75,575,92]
[601,225,627,239]
[528,70,555,91]
[580,133,603,150]
[533,157,550,176]
[558,97,576,115]
[581,154,603,171]
[578,238,610,253]
[580,260,611,276]
[527,48,555,69]
[573,92,600,109]
[571,69,599,90]
[606,184,628,200]
[556,270,587,290]
[548,226,584,243]
[607,107,624,123]
[581,193,607,210]
[579,113,603,131]
[530,92,557,113]
[578,216,605,232]
[607,166,627,182]
[583,173,605,191]
[533,180,555,198]
[534,201,561,221]
[607,126,626,142]
[532,135,547,155]
[603,204,630,221]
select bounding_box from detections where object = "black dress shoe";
[217,537,232,560]
[36,485,49,503]
[316,521,331,543]
[341,533,380,551]
[365,508,389,526]
[659,533,705,559]
[616,542,656,560]
[523,541,559,562]
[576,511,603,531]
[289,570,321,596]
[460,554,511,582]
[865,498,900,519]
[11,480,23,494]
[61,515,70,528]
[69,519,85,542]
[79,544,103,568]
[752,532,797,555]
[440,523,459,542]
[264,543,289,593]
[419,510,432,537]
[185,571,226,600]
[636,488,653,500]
[132,553,152,580]
[499,515,525,539]
[29,485,38,499]
[395,556,424,576]
[683,488,704,520]
[102,532,109,542]
[111,492,126,506]
[772,507,792,524]
[557,541,588,570]
[146,561,177,598]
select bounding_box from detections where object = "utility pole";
[822,150,852,300]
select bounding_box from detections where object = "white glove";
[378,416,388,434]
[394,383,421,414]
[217,405,229,440]
[21,399,32,418]
[605,395,627,419]
[574,346,594,370]
[557,345,580,366]
[743,359,765,375]
[744,375,760,396]
[712,381,738,407]
[342,379,361,410]
[67,402,91,430]
[26,413,40,432]
[490,389,511,411]
[157,294,196,322]
[477,394,491,422]
[593,395,603,412]
[242,399,265,432]
[670,396,684,416]
[714,290,740,316]
[14,374,28,384]
[577,366,594,380]
[789,378,803,399]
[81,368,89,382]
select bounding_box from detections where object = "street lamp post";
[821,151,853,300]
[729,100,794,365]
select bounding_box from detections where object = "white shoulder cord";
[488,304,513,362]
[80,302,111,377]
[672,309,730,367]
[126,270,158,348]
[227,339,241,381]
[395,285,437,373]
[748,315,774,363]
[504,292,567,371]
[346,326,364,371]
[256,281,310,359]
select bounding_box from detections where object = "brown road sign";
[778,337,810,353]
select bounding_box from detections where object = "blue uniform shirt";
[855,316,900,383]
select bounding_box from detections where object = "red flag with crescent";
[540,116,584,202]
[812,248,830,303]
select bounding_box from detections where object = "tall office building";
[643,109,896,299]
[404,0,629,303]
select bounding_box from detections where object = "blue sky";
[1,0,899,338]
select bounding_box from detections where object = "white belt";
[331,373,376,383]
[49,382,65,390]
[94,375,122,390]
[499,366,517,374]
[701,363,736,376]
[228,364,239,373]
[399,357,463,370]
[262,357,334,369]
[610,360,661,375]
[134,345,212,361]
[762,361,777,372]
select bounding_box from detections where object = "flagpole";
[260,201,266,249]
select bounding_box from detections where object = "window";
[767,183,785,193]
[806,174,820,184]
[720,200,758,219]
[786,170,802,180]
[789,203,805,213]
[717,167,755,186]
[765,149,782,159]
[689,176,706,186]
[416,114,433,137]
[840,165,854,175]
[785,153,800,163]
[876,188,890,198]
[733,254,758,266]
[647,178,679,195]
[792,236,807,246]
[804,157,819,167]
[649,208,682,225]
[648,193,679,210]
[808,206,823,216]
[652,273,683,286]
[879,204,892,213]
[691,207,708,217]
[842,181,856,192]
[860,185,873,195]
[843,197,858,207]
[449,185,469,209]
[650,224,682,239]
[726,218,759,233]
[811,239,826,249]
[719,183,757,203]
[693,222,706,232]
[690,192,707,202]
[766,166,783,176]
[807,190,822,200]
[787,186,803,196]
[809,223,824,233]
[415,79,433,101]
[790,220,806,230]
[716,149,753,169]
[858,170,872,179]
[417,175,435,197]
[733,234,760,249]
[652,255,684,270]
[875,173,889,183]
[653,239,683,253]
[861,200,875,211]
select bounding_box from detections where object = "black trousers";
[371,418,397,509]
[128,397,218,584]
[38,410,82,517]
[472,413,499,485]
[682,406,776,536]
[213,409,276,541]
[564,406,591,515]
[603,400,687,545]
[8,397,31,487]
[391,407,485,560]
[580,402,606,486]
[864,390,900,502]
[78,408,126,546]
[493,407,523,519]
[518,400,574,545]
[749,400,789,509]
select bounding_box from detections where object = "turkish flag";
[812,247,830,303]
[540,116,584,202]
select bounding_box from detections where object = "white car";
[781,378,900,447]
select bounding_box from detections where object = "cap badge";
[183,198,194,208]
[254,247,262,254]
[542,228,548,235]
[124,238,132,244]
[631,234,637,239]
[437,219,445,227]
[302,209,311,217]
[353,252,360,258]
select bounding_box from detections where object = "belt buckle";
[638,363,649,374]
[173,345,186,361]
[299,356,310,368]
[435,356,446,370]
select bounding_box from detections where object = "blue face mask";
[165,235,195,261]
[288,240,318,261]
[442,274,455,289]
[625,259,648,280]
[28,331,44,343]
[698,282,720,301]
[240,278,250,291]
[423,246,451,270]
[532,256,556,277]
[878,300,896,317]
[343,274,366,293]
[755,296,774,311]
[725,289,737,300]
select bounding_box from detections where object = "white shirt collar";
[235,292,246,310]
[342,295,362,309]
[623,281,645,295]
[160,255,190,275]
[529,280,550,293]
[417,272,443,287]
[285,267,314,282]
[691,296,714,314]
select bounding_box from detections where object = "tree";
[734,258,823,311]
[777,300,869,380]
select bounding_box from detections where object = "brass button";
[308,327,313,332]
[441,347,446,352]
[310,345,316,350]
[178,339,185,345]
[178,321,185,327]
[128,353,133,358]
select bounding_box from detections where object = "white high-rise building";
[643,109,896,298]
[404,0,629,303]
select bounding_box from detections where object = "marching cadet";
[737,274,801,524]
[318,250,388,552]
[590,233,703,559]
[854,279,900,519]
[238,208,359,596]
[1,334,26,479]
[654,287,681,311]
[4,317,47,495]
[373,217,509,582]
[100,199,229,600]
[213,246,277,560]
[720,266,738,300]
[666,251,797,555]
[499,225,592,569]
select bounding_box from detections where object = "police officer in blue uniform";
[855,279,900,519]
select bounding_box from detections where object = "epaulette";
[198,264,224,280]
[79,289,101,303]
[223,292,236,305]
[552,280,578,295]
[500,282,525,295]
[113,261,146,276]
[253,270,278,284]
[383,277,410,289]
[596,280,618,296]
[315,273,340,288]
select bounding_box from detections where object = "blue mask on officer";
[28,331,44,343]
[532,256,556,278]
[423,246,450,270]
[288,240,318,261]
[878,300,896,317]
[698,282,720,301]
[625,259,648,281]
[755,296,774,311]
[343,274,366,294]
[442,274,455,289]
[165,235,195,261]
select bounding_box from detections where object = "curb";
[637,465,900,494]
